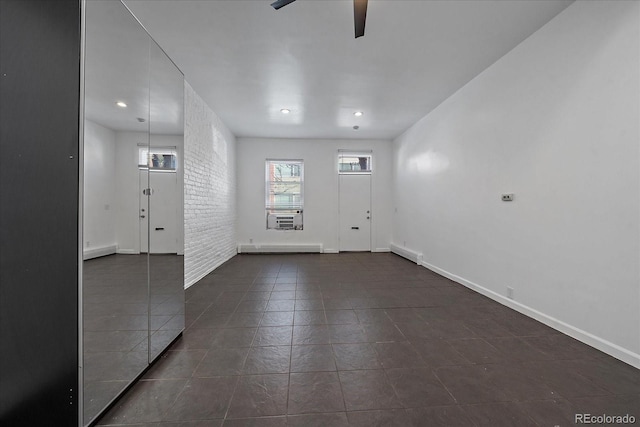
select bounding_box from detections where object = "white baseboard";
[238,244,323,254]
[323,249,339,254]
[373,248,391,253]
[116,248,139,255]
[390,243,423,264]
[420,259,640,369]
[83,245,117,260]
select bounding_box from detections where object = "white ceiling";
[123,0,573,140]
[85,0,184,135]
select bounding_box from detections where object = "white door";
[139,170,149,253]
[339,174,371,251]
[139,170,178,254]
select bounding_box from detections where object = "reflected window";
[339,153,372,173]
[138,147,177,171]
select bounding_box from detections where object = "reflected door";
[139,169,149,253]
[339,174,372,251]
[149,171,178,254]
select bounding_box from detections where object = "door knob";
[367,216,370,219]
[140,215,146,218]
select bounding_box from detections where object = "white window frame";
[338,151,372,174]
[138,145,178,172]
[265,159,304,230]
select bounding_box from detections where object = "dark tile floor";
[96,253,640,426]
[84,254,184,425]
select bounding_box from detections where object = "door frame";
[337,150,373,252]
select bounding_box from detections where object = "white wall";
[184,81,237,288]
[237,138,393,253]
[83,120,116,258]
[392,0,639,367]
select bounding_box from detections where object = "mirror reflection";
[148,39,185,362]
[82,1,184,425]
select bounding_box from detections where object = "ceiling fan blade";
[354,0,368,38]
[270,0,297,10]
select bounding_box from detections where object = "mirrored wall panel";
[148,39,186,362]
[82,1,184,424]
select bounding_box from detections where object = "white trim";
[372,248,391,253]
[323,249,339,254]
[78,0,86,422]
[389,243,423,264]
[116,248,139,255]
[238,243,322,254]
[420,259,640,369]
[83,245,117,260]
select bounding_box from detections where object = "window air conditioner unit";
[267,213,302,230]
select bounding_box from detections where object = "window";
[338,152,372,173]
[266,159,303,230]
[138,146,177,171]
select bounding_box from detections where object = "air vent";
[267,213,303,230]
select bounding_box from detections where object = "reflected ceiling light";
[354,111,363,117]
[116,101,127,108]
[353,125,360,130]
[280,108,291,114]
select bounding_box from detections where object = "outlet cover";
[507,287,514,299]
[502,194,514,202]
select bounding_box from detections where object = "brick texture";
[184,82,237,288]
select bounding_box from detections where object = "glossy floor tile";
[96,253,640,426]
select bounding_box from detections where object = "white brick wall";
[184,81,237,288]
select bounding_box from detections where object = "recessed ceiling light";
[116,101,127,108]
[354,111,363,117]
[280,108,291,114]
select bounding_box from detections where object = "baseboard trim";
[390,243,423,264]
[323,249,339,254]
[116,248,139,255]
[83,245,117,260]
[420,259,640,369]
[237,244,323,254]
[372,248,391,253]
